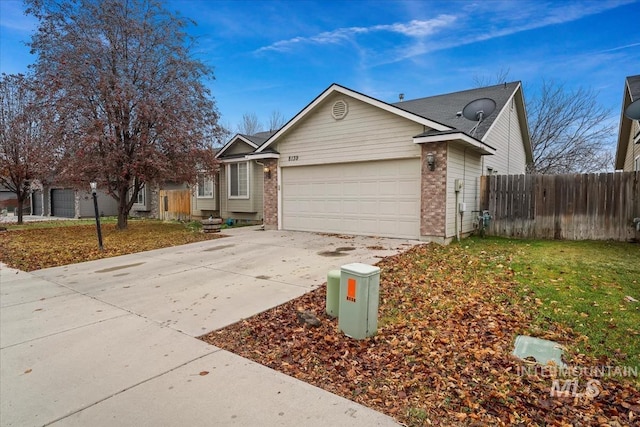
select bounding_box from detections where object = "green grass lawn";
[462,237,640,376]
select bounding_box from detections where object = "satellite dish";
[462,98,496,136]
[625,99,640,120]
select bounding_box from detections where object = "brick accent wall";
[420,143,447,239]
[262,159,278,229]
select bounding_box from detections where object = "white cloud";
[255,15,457,53]
[374,0,638,66]
[0,0,37,33]
[255,0,636,65]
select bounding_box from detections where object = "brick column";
[420,143,447,240]
[262,159,278,229]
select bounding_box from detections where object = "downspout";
[460,148,467,240]
[455,190,460,242]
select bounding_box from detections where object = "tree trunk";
[117,209,128,229]
[16,195,25,225]
[117,187,129,230]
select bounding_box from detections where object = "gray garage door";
[32,190,43,215]
[51,189,75,218]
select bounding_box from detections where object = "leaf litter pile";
[201,244,639,426]
[0,221,223,271]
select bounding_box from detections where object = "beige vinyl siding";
[192,189,218,217]
[224,140,256,156]
[445,144,483,238]
[219,161,263,219]
[483,96,527,175]
[275,92,423,167]
[623,121,640,171]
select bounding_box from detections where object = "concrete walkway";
[1,227,418,426]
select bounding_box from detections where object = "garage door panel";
[51,189,75,218]
[326,182,342,195]
[282,159,420,239]
[396,200,420,214]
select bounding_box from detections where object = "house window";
[228,162,249,199]
[635,156,640,172]
[197,173,214,198]
[131,183,146,209]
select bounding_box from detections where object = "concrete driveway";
[1,227,418,426]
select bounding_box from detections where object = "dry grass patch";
[0,220,224,271]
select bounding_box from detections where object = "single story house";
[615,74,640,172]
[208,131,277,223]
[234,81,531,243]
[31,184,118,218]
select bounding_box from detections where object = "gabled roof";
[256,82,532,162]
[256,83,452,153]
[615,75,640,170]
[393,82,516,140]
[394,81,532,162]
[216,130,277,158]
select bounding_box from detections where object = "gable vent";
[331,99,348,120]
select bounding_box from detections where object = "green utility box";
[338,263,381,339]
[326,269,341,318]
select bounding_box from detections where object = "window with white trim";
[635,156,639,172]
[197,173,214,198]
[131,183,147,209]
[228,162,249,199]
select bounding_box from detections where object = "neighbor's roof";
[615,74,640,170]
[241,130,277,147]
[216,130,278,158]
[393,81,520,141]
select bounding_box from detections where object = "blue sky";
[1,0,639,141]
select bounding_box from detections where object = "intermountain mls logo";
[550,378,602,399]
[517,365,638,400]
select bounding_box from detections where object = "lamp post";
[90,182,104,251]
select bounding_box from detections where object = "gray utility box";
[326,270,341,318]
[338,263,381,339]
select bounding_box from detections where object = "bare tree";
[237,112,262,135]
[218,120,234,145]
[267,110,286,132]
[26,0,223,229]
[0,73,53,224]
[527,80,615,174]
[473,67,511,87]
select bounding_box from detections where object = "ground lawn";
[202,237,640,426]
[0,219,223,271]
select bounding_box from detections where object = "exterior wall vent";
[331,99,348,120]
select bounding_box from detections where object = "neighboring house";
[615,75,640,172]
[31,184,118,218]
[212,131,277,223]
[0,184,18,212]
[240,82,531,243]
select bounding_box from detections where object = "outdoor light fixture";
[426,153,436,171]
[89,181,104,251]
[263,166,271,178]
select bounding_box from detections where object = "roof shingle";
[392,81,521,140]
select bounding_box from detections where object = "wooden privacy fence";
[480,172,640,241]
[159,189,191,221]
